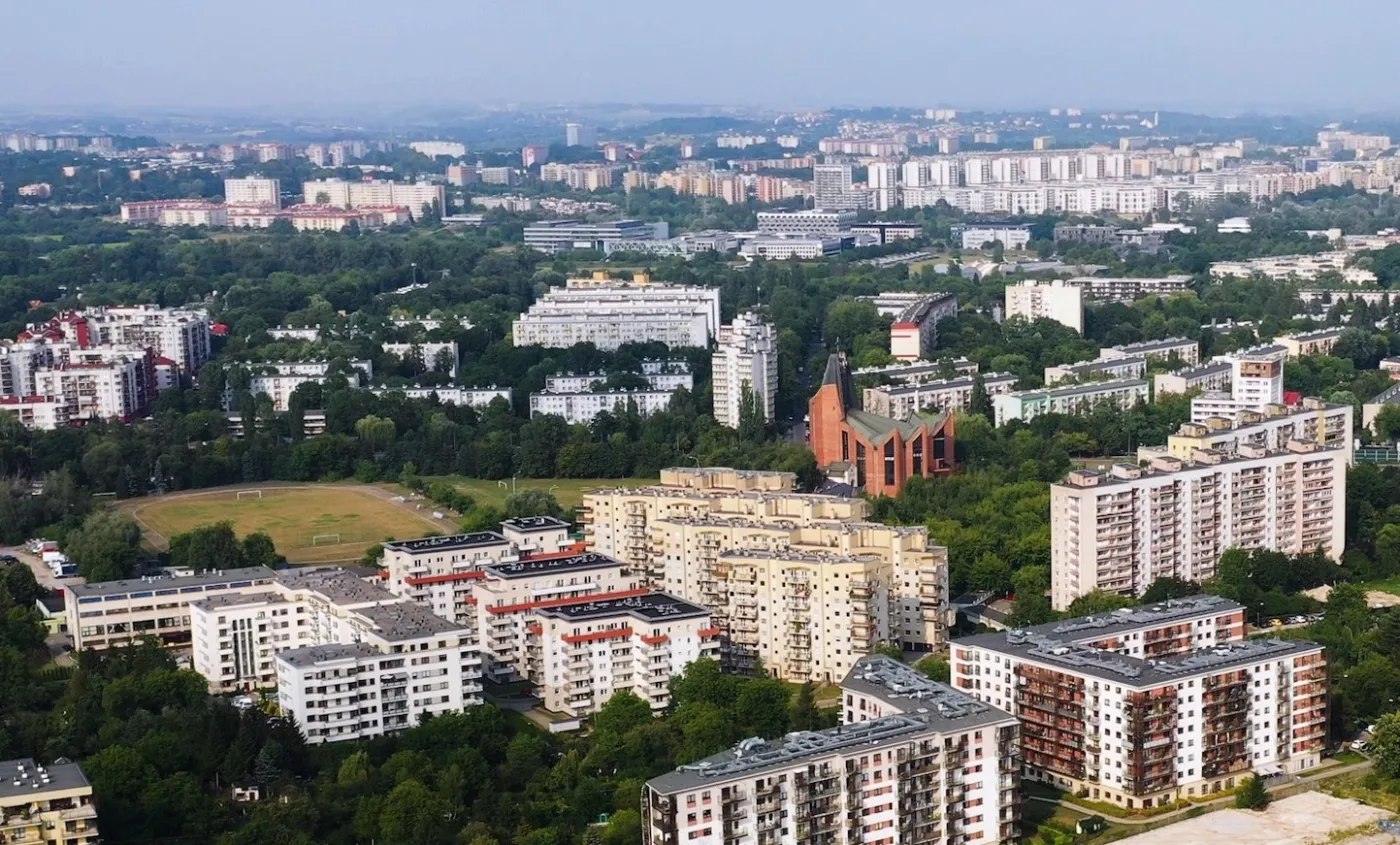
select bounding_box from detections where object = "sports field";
[127,485,452,564]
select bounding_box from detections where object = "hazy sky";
[6,0,1400,114]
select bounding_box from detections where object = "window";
[912,436,923,476]
[856,443,867,488]
[841,430,850,462]
[883,440,896,486]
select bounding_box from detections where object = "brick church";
[808,353,956,497]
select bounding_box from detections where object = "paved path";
[1031,759,1374,827]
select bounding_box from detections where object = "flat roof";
[69,566,276,598]
[841,656,1012,729]
[277,642,378,668]
[0,759,90,800]
[382,532,508,554]
[957,630,1321,687]
[1005,378,1147,401]
[1021,595,1243,642]
[275,568,390,605]
[356,601,466,641]
[535,591,708,622]
[500,516,571,534]
[484,551,621,579]
[871,372,1016,394]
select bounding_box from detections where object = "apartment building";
[952,599,1327,808]
[1101,337,1200,366]
[1275,328,1343,359]
[1004,280,1084,333]
[0,759,99,845]
[956,223,1032,251]
[1044,355,1146,386]
[513,275,719,350]
[858,292,960,360]
[863,372,1017,417]
[712,311,777,427]
[67,567,278,651]
[583,468,951,679]
[224,176,281,207]
[522,219,668,253]
[1160,399,1353,464]
[755,209,857,235]
[1189,345,1286,421]
[242,360,370,412]
[1050,442,1346,609]
[31,354,154,423]
[301,179,445,218]
[1209,252,1377,284]
[1062,275,1193,302]
[82,305,212,373]
[543,361,692,393]
[1154,362,1232,397]
[190,570,482,741]
[644,655,1022,845]
[993,379,1148,426]
[533,592,718,717]
[854,358,979,385]
[530,388,677,423]
[382,341,458,378]
[380,518,575,624]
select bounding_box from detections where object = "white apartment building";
[1101,337,1200,366]
[0,395,71,429]
[1050,442,1346,609]
[957,223,1032,251]
[1154,361,1232,397]
[813,162,865,211]
[409,140,468,158]
[854,358,979,384]
[224,176,281,207]
[543,362,692,394]
[301,179,445,218]
[529,388,677,423]
[1189,345,1286,422]
[858,292,960,360]
[534,592,718,717]
[1160,398,1353,464]
[952,599,1327,808]
[242,360,370,412]
[370,386,511,408]
[190,570,481,742]
[1004,280,1084,334]
[712,311,778,428]
[1045,355,1146,385]
[994,379,1148,426]
[755,209,857,235]
[513,276,719,350]
[382,341,458,378]
[1210,252,1377,284]
[1063,275,1193,302]
[863,372,1017,417]
[645,655,1022,845]
[32,356,152,422]
[82,305,212,373]
[67,567,278,651]
[158,202,228,227]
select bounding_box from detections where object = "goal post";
[311,533,344,547]
[235,490,264,500]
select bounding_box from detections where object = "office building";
[1189,345,1286,421]
[1275,328,1344,359]
[513,275,718,350]
[994,379,1147,426]
[300,179,445,218]
[863,372,1017,418]
[534,592,718,717]
[712,311,778,428]
[858,292,960,360]
[952,598,1327,808]
[1063,275,1193,302]
[954,223,1032,251]
[1004,281,1084,334]
[740,233,857,260]
[755,209,857,235]
[223,176,281,207]
[1050,442,1346,609]
[565,123,596,147]
[813,162,865,210]
[582,468,952,671]
[523,219,668,254]
[1158,398,1353,464]
[0,758,99,845]
[1154,361,1232,397]
[185,567,479,743]
[849,222,922,244]
[809,353,956,496]
[67,567,278,652]
[644,655,1021,845]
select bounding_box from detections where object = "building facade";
[863,372,1017,418]
[1004,281,1084,333]
[513,275,719,350]
[0,759,99,845]
[67,567,278,651]
[712,311,778,428]
[993,379,1148,426]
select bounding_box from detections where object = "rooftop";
[870,372,1016,394]
[1004,378,1147,401]
[1021,595,1242,642]
[535,591,709,622]
[1109,337,1197,353]
[382,532,508,554]
[841,656,1012,728]
[277,642,378,669]
[69,566,276,599]
[356,601,467,641]
[501,516,571,534]
[0,759,90,800]
[275,568,391,606]
[484,551,621,579]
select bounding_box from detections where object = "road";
[2,545,83,592]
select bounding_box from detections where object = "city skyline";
[7,0,1400,114]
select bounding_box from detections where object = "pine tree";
[737,382,767,443]
[1234,774,1270,810]
[969,373,994,423]
[790,683,819,732]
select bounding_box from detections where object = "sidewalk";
[1030,759,1374,827]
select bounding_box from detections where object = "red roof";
[639,634,669,645]
[562,627,633,645]
[698,627,723,638]
[210,323,230,336]
[1283,391,1302,406]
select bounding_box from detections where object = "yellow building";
[0,759,99,845]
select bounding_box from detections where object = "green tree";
[593,690,651,736]
[1234,775,1270,810]
[503,489,566,520]
[1066,590,1137,617]
[967,553,1014,595]
[379,779,452,845]
[241,532,280,568]
[789,683,819,731]
[737,381,767,443]
[1140,577,1199,603]
[169,523,246,572]
[65,511,143,581]
[1370,712,1400,779]
[968,374,994,424]
[871,642,905,661]
[1374,404,1400,441]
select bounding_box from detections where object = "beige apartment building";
[1050,442,1346,610]
[582,467,951,681]
[0,759,99,845]
[1150,398,1353,465]
[1274,328,1343,359]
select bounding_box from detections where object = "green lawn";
[423,476,657,511]
[1352,574,1400,597]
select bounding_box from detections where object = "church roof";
[844,408,950,444]
[821,352,856,411]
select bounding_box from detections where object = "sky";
[5,0,1400,115]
